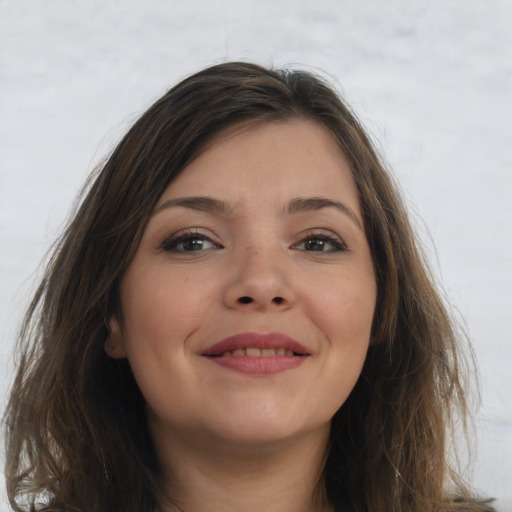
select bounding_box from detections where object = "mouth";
[201,332,311,375]
[202,332,311,357]
[212,347,304,357]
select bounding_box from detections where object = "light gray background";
[1,0,511,510]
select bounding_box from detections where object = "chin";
[204,412,331,450]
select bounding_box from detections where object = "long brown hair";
[4,62,494,511]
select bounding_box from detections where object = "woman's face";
[108,120,376,450]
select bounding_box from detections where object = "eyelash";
[160,229,347,254]
[292,231,347,253]
[160,230,221,253]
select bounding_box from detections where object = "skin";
[107,120,377,512]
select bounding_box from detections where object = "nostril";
[238,296,253,304]
[272,296,284,305]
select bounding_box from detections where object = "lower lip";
[204,355,307,375]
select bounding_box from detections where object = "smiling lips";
[202,332,311,375]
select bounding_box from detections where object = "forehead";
[157,120,360,216]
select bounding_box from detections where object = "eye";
[293,232,347,253]
[160,230,220,252]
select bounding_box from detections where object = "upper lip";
[202,332,311,356]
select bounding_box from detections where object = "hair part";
[4,62,494,512]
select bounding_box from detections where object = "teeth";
[216,347,300,357]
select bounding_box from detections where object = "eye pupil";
[305,238,324,251]
[183,238,204,251]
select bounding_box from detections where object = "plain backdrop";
[1,0,511,510]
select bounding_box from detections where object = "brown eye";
[161,233,218,252]
[304,238,327,251]
[294,233,347,253]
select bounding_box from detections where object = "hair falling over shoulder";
[3,62,495,512]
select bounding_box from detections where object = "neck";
[153,423,333,512]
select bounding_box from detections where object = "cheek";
[117,269,218,419]
[308,269,376,342]
[119,266,218,356]
[301,268,376,404]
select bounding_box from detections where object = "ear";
[105,315,128,359]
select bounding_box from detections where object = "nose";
[223,245,295,312]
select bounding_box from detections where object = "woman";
[3,62,494,512]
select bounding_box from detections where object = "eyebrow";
[286,197,363,230]
[153,195,362,230]
[153,196,228,215]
